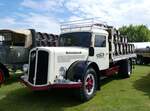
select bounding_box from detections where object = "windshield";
[59,32,91,47]
[0,32,25,46]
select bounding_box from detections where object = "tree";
[119,25,150,42]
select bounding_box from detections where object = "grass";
[0,65,150,111]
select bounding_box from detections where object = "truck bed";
[112,53,136,62]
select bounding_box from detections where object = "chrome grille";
[28,49,49,85]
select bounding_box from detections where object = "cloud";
[64,0,150,27]
[1,0,150,34]
[0,17,16,28]
[68,16,83,21]
[22,13,60,34]
[20,0,150,28]
[0,13,60,34]
[21,0,64,12]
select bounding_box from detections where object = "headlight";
[59,67,67,78]
[23,64,29,73]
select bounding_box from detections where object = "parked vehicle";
[0,29,58,84]
[136,47,150,65]
[21,19,136,101]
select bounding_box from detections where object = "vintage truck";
[21,19,136,101]
[0,29,58,84]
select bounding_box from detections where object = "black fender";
[66,61,100,90]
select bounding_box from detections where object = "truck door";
[0,31,29,67]
[6,34,29,65]
[6,46,29,64]
[93,34,109,70]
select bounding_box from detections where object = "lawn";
[0,65,150,111]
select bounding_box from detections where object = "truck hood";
[34,46,89,56]
[30,47,89,83]
[52,47,89,63]
[50,47,88,54]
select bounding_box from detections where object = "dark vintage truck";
[0,29,58,84]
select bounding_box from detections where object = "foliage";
[119,25,150,42]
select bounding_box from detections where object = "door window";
[95,35,106,47]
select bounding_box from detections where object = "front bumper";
[20,78,82,91]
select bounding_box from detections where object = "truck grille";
[28,49,49,85]
[36,51,49,85]
[28,51,36,84]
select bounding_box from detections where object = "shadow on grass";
[0,74,128,111]
[101,74,124,87]
[0,88,81,111]
[134,73,150,98]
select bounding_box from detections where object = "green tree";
[119,25,150,42]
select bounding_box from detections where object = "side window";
[0,35,3,42]
[0,33,12,45]
[95,35,106,47]
[0,35,3,45]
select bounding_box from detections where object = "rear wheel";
[0,69,4,85]
[0,64,9,84]
[79,68,97,101]
[118,59,132,78]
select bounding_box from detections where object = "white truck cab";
[21,19,136,101]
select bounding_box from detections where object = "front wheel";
[79,68,97,101]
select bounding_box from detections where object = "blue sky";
[0,0,150,34]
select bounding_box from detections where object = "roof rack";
[60,18,112,33]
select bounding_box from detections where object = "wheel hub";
[85,74,95,95]
[86,78,93,91]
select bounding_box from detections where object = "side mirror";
[89,47,94,56]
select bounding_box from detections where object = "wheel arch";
[88,62,100,76]
[66,61,100,90]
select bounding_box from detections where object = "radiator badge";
[66,51,81,54]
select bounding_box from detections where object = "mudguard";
[66,61,97,81]
[66,61,101,90]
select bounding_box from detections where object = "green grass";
[0,65,150,111]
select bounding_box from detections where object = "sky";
[0,0,150,34]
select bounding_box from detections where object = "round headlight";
[23,64,29,73]
[59,67,67,77]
